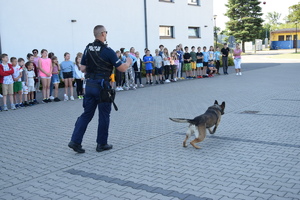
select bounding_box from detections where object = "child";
[173,50,179,81]
[38,49,52,103]
[143,50,154,85]
[208,46,215,62]
[202,46,209,77]
[25,61,36,105]
[74,55,84,99]
[162,48,170,83]
[169,52,176,82]
[0,54,16,110]
[214,47,221,75]
[51,56,61,101]
[18,58,28,107]
[115,50,124,91]
[27,53,39,104]
[133,51,144,87]
[183,46,192,79]
[153,49,163,84]
[207,61,217,77]
[123,49,137,90]
[12,57,23,109]
[60,52,75,101]
[190,46,197,78]
[196,47,204,78]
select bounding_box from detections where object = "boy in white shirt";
[12,57,23,108]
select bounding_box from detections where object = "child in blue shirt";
[207,61,217,77]
[214,47,221,75]
[143,50,154,85]
[202,46,209,77]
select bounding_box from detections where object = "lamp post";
[296,21,298,53]
[214,15,217,49]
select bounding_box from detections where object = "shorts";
[208,59,213,62]
[63,71,73,79]
[191,62,196,70]
[83,80,86,89]
[110,74,115,82]
[183,63,192,71]
[51,74,60,84]
[196,63,203,68]
[203,62,208,67]
[22,82,28,94]
[234,58,242,69]
[28,86,35,92]
[40,76,51,79]
[155,68,162,75]
[2,83,14,95]
[13,81,22,93]
[146,70,153,74]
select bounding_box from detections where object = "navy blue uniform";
[70,40,122,146]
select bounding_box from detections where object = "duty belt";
[86,73,110,81]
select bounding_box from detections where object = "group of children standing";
[112,44,226,91]
[0,49,85,111]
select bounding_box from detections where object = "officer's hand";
[126,57,132,66]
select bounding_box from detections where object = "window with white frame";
[159,26,174,38]
[188,0,200,6]
[188,27,200,38]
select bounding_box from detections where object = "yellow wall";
[271,31,300,41]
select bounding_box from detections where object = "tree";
[225,0,264,52]
[286,2,300,23]
[266,12,281,26]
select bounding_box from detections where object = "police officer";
[68,25,132,153]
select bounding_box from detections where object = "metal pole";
[296,22,298,53]
[144,0,148,49]
[214,17,217,48]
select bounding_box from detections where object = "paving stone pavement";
[0,57,300,200]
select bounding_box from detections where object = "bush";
[219,56,234,67]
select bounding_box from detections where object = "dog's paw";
[183,142,188,147]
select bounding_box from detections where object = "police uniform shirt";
[81,44,122,69]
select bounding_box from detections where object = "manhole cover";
[240,110,260,114]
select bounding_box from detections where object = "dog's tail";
[169,118,195,124]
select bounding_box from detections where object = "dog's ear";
[221,101,225,108]
[214,100,218,105]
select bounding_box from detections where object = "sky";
[213,0,300,31]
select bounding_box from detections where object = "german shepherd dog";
[170,100,225,149]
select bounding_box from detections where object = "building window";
[159,26,174,39]
[286,35,292,41]
[188,0,200,6]
[159,0,174,2]
[278,35,284,41]
[188,27,200,38]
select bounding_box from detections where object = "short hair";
[93,25,105,38]
[184,46,188,49]
[77,52,83,58]
[146,49,150,53]
[10,57,17,62]
[203,46,207,49]
[224,43,227,45]
[191,46,195,49]
[41,49,47,54]
[27,53,33,60]
[18,58,25,62]
[159,44,164,48]
[32,49,38,54]
[48,52,55,59]
[120,48,125,54]
[1,53,8,60]
[25,61,32,68]
[64,52,70,57]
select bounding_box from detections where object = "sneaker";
[0,106,2,111]
[49,96,55,100]
[236,73,239,76]
[68,141,85,153]
[146,82,149,85]
[115,87,120,91]
[3,105,8,111]
[11,104,16,110]
[47,98,52,103]
[33,99,39,104]
[123,87,129,91]
[42,99,48,103]
[64,95,69,101]
[139,84,144,88]
[160,80,164,84]
[29,102,34,106]
[156,80,159,84]
[119,87,124,91]
[181,77,185,80]
[15,104,20,109]
[54,97,61,102]
[165,79,170,83]
[24,102,29,107]
[70,96,75,101]
[239,72,242,75]
[170,79,175,82]
[19,103,24,108]
[96,144,113,152]
[0,94,3,98]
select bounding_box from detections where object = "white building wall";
[0,0,213,61]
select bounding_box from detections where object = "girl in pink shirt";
[233,44,242,75]
[38,49,53,103]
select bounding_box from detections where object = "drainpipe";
[0,34,2,55]
[144,0,148,48]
